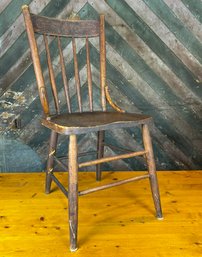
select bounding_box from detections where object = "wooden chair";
[22,5,163,252]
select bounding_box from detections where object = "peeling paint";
[0,90,26,109]
[0,91,26,130]
[0,0,202,171]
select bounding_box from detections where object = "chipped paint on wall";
[0,0,201,172]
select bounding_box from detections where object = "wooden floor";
[0,171,202,257]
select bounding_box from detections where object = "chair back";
[22,6,107,117]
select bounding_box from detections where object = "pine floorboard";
[0,171,202,256]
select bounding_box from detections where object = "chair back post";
[99,14,107,111]
[23,6,107,115]
[22,5,50,117]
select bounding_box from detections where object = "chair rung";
[79,150,146,168]
[54,156,68,170]
[50,173,68,198]
[103,143,134,153]
[79,174,149,196]
[59,151,97,160]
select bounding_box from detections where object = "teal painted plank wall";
[0,0,201,172]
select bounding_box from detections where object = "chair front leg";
[68,134,78,251]
[96,130,105,181]
[142,124,163,219]
[45,130,58,194]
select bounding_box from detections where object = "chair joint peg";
[49,150,56,157]
[48,168,53,174]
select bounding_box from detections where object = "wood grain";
[0,171,201,256]
[1,0,202,173]
[31,13,100,37]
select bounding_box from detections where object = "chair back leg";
[142,124,163,219]
[45,131,58,194]
[68,134,79,251]
[96,131,105,181]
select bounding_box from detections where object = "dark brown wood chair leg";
[45,131,58,194]
[96,130,105,181]
[142,124,163,219]
[68,134,78,252]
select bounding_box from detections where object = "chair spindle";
[86,37,93,112]
[44,34,60,114]
[99,15,107,111]
[57,36,72,113]
[72,37,82,112]
[22,6,163,251]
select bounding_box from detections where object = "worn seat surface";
[42,111,152,135]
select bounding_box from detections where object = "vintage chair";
[22,5,163,251]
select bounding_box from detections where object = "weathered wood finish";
[22,5,50,116]
[22,5,162,251]
[79,173,150,196]
[22,6,110,117]
[41,111,152,135]
[57,36,71,113]
[68,134,78,252]
[50,172,69,198]
[142,124,162,219]
[79,150,147,168]
[1,1,201,171]
[105,84,125,113]
[43,34,60,114]
[45,130,58,194]
[99,14,107,111]
[86,37,93,112]
[72,37,82,112]
[31,13,100,37]
[96,130,105,181]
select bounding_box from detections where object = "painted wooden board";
[0,0,201,171]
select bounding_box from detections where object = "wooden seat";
[22,5,162,252]
[42,111,152,135]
